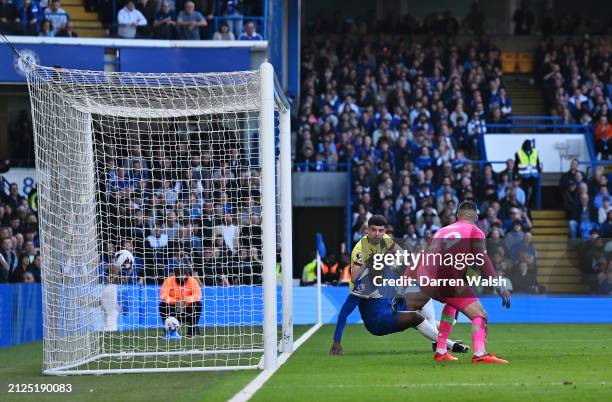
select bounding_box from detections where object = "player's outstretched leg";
[434,304,459,361]
[395,311,426,330]
[461,300,508,364]
[404,294,468,353]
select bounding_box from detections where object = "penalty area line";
[228,323,322,402]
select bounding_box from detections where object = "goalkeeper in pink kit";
[416,201,511,363]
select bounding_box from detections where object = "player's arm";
[184,277,202,304]
[471,229,511,308]
[330,294,359,355]
[349,243,364,284]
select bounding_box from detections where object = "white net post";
[259,63,278,370]
[24,59,291,375]
[279,108,293,353]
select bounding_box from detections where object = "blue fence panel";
[3,284,610,348]
[0,284,43,348]
[312,287,612,325]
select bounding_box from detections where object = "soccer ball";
[164,316,181,334]
[113,249,134,274]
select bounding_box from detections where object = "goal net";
[25,62,293,375]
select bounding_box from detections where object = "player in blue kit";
[329,215,468,355]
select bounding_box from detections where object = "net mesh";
[26,64,287,374]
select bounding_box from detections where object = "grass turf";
[0,324,610,401]
[0,326,310,402]
[252,324,612,402]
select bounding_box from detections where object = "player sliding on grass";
[329,215,469,355]
[418,201,511,363]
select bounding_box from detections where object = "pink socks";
[471,316,487,356]
[436,304,457,354]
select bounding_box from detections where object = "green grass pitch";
[0,324,610,402]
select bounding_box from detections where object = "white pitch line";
[265,381,610,389]
[229,323,323,402]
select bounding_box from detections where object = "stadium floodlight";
[25,61,292,375]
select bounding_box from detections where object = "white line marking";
[229,323,322,402]
[265,381,610,389]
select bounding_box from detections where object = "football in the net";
[164,316,181,333]
[113,249,135,274]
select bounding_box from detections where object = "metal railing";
[486,122,590,133]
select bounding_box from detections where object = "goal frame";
[26,61,293,375]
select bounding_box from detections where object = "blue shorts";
[358,298,405,336]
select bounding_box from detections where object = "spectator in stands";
[498,88,513,118]
[597,266,612,295]
[559,158,584,189]
[21,271,35,283]
[238,247,262,285]
[464,0,484,34]
[2,183,23,210]
[598,196,612,224]
[569,193,598,238]
[213,214,238,254]
[511,261,539,293]
[509,231,536,264]
[466,111,485,155]
[177,1,207,40]
[164,210,180,240]
[56,20,77,37]
[38,19,53,36]
[512,0,534,35]
[44,0,68,35]
[600,210,612,237]
[509,175,527,206]
[17,0,40,36]
[136,0,157,29]
[239,20,262,40]
[10,253,39,282]
[153,1,176,39]
[504,220,525,251]
[147,227,169,250]
[213,20,234,40]
[222,0,243,39]
[563,179,578,216]
[595,115,612,160]
[240,213,261,249]
[0,237,17,282]
[0,0,19,35]
[117,0,148,39]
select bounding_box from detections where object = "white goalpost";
[25,60,293,375]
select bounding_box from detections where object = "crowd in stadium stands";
[511,1,611,37]
[296,32,552,294]
[114,0,263,40]
[559,159,612,292]
[0,163,41,284]
[0,0,77,37]
[535,37,612,160]
[93,139,268,288]
[307,3,485,36]
[0,0,264,39]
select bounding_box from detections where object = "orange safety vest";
[160,276,202,305]
[339,264,351,283]
[321,262,339,275]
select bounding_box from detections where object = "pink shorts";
[440,287,479,311]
